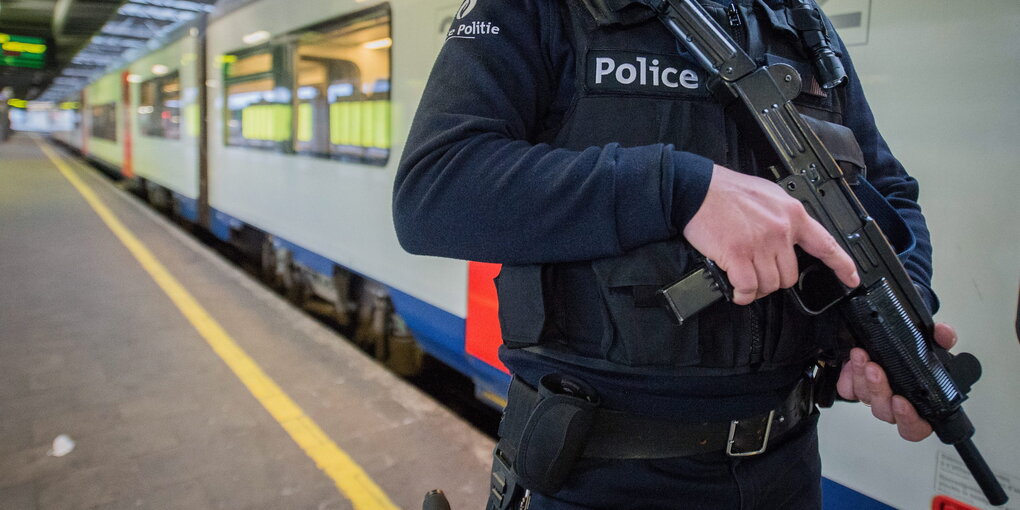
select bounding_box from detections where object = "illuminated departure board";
[1,33,48,70]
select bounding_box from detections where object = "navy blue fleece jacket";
[393,0,936,311]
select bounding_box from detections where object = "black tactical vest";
[495,0,866,376]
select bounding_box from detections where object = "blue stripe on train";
[206,208,489,380]
[388,288,469,372]
[202,208,894,510]
[274,237,335,276]
[171,192,199,223]
[823,478,894,510]
[209,209,237,242]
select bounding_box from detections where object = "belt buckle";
[726,410,776,457]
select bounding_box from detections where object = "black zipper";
[726,2,765,366]
[727,3,746,51]
[749,302,764,365]
[727,3,741,26]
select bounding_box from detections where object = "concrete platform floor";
[0,134,494,510]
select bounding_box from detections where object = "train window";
[294,8,391,165]
[226,52,272,79]
[223,48,291,151]
[138,72,181,139]
[90,103,117,141]
[183,87,200,138]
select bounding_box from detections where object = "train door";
[120,71,134,178]
[81,89,89,156]
[196,19,211,230]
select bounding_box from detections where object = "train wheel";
[332,267,353,328]
[259,237,283,290]
[353,284,386,351]
[353,283,424,377]
[385,314,424,377]
[146,184,173,214]
[281,251,308,306]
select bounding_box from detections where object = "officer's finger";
[892,396,934,442]
[850,348,870,404]
[865,363,896,424]
[726,261,758,306]
[934,322,958,350]
[776,246,799,290]
[753,256,781,300]
[794,216,860,289]
[836,356,858,401]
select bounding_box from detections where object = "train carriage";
[127,31,204,222]
[58,0,511,406]
[81,72,125,173]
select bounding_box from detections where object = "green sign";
[0,33,48,70]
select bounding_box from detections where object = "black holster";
[489,375,599,503]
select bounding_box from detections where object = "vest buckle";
[487,447,523,510]
[725,410,776,456]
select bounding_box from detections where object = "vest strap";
[580,0,660,26]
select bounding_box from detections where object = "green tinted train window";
[221,5,391,163]
[138,72,181,139]
[229,79,292,145]
[295,8,391,165]
[222,46,290,151]
[225,52,272,79]
[91,103,117,141]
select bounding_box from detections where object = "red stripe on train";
[465,261,508,374]
[121,71,134,178]
[932,495,982,510]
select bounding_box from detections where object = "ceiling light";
[242,30,270,46]
[362,38,392,50]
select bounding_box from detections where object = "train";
[48,0,1019,509]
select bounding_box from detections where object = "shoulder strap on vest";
[580,0,658,26]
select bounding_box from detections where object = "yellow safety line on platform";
[33,137,399,510]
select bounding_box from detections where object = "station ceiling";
[1,0,218,102]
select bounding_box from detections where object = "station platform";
[0,134,494,510]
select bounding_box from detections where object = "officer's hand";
[835,322,958,441]
[683,164,860,305]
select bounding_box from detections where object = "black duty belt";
[500,374,814,461]
[488,374,816,504]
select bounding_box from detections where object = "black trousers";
[515,414,822,510]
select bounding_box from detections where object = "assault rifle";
[640,0,1007,505]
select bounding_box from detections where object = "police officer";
[394,0,957,508]
[0,87,13,143]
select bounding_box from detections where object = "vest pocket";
[494,264,549,348]
[589,238,702,367]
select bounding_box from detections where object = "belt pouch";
[513,376,598,495]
